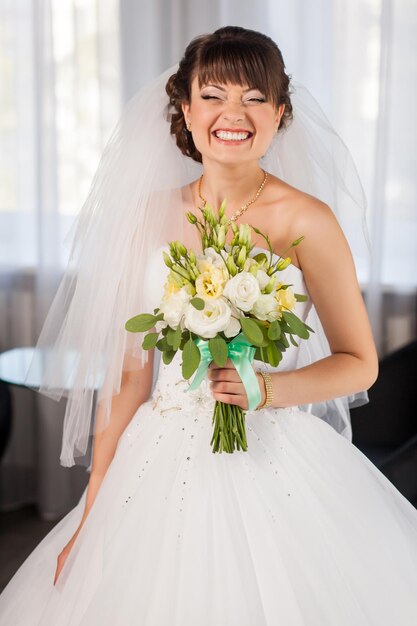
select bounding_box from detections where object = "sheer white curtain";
[0,0,120,517]
[1,0,416,517]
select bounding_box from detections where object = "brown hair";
[165,26,293,163]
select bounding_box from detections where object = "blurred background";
[0,0,416,588]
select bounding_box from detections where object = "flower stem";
[210,401,248,453]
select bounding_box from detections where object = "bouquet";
[125,201,312,454]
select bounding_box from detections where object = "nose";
[221,99,245,123]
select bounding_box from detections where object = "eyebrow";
[201,83,261,93]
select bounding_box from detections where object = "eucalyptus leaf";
[156,337,169,352]
[166,327,176,347]
[162,350,176,365]
[267,320,281,340]
[190,297,205,311]
[289,334,299,347]
[125,313,161,332]
[282,312,310,339]
[142,332,159,350]
[172,325,182,350]
[209,336,228,367]
[267,341,282,367]
[240,317,264,346]
[182,338,201,379]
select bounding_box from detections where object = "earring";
[187,121,192,131]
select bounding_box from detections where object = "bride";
[1,25,417,626]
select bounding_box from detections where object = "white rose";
[224,316,241,338]
[252,294,280,321]
[256,268,270,290]
[223,272,261,312]
[155,320,168,333]
[196,247,225,272]
[159,287,190,328]
[184,297,231,338]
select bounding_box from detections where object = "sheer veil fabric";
[26,66,369,467]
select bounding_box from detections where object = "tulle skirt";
[1,399,417,625]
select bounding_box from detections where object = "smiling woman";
[166,27,292,165]
[1,24,417,626]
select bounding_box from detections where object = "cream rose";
[184,297,232,338]
[252,294,281,321]
[223,272,261,312]
[224,316,241,338]
[195,267,225,299]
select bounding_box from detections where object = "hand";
[208,359,266,410]
[53,533,78,586]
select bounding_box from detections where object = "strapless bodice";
[143,244,313,414]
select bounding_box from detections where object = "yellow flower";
[276,285,296,312]
[195,268,225,299]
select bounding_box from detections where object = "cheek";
[190,112,215,150]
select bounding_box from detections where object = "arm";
[269,199,378,407]
[208,199,378,410]
[54,346,155,584]
[81,347,156,523]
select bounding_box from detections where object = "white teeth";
[215,130,250,141]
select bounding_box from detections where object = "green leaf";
[179,332,188,350]
[166,325,182,349]
[282,312,310,339]
[125,313,163,332]
[252,252,268,264]
[156,337,170,352]
[209,336,228,367]
[162,349,176,365]
[295,293,308,302]
[182,337,201,379]
[289,335,299,347]
[280,334,290,349]
[142,332,159,350]
[267,320,281,340]
[190,297,205,311]
[266,341,282,367]
[172,325,182,350]
[240,317,264,346]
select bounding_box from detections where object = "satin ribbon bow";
[185,332,261,410]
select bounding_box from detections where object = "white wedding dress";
[1,250,417,625]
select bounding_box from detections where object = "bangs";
[194,40,278,105]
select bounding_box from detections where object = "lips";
[213,129,253,142]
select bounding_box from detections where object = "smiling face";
[182,78,284,166]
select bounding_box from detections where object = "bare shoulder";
[264,176,346,267]
[266,175,337,232]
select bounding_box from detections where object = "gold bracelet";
[256,371,273,410]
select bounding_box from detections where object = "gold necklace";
[197,169,268,224]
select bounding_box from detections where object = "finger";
[211,391,246,409]
[208,370,241,383]
[210,381,243,395]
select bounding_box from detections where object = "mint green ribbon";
[185,332,261,411]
